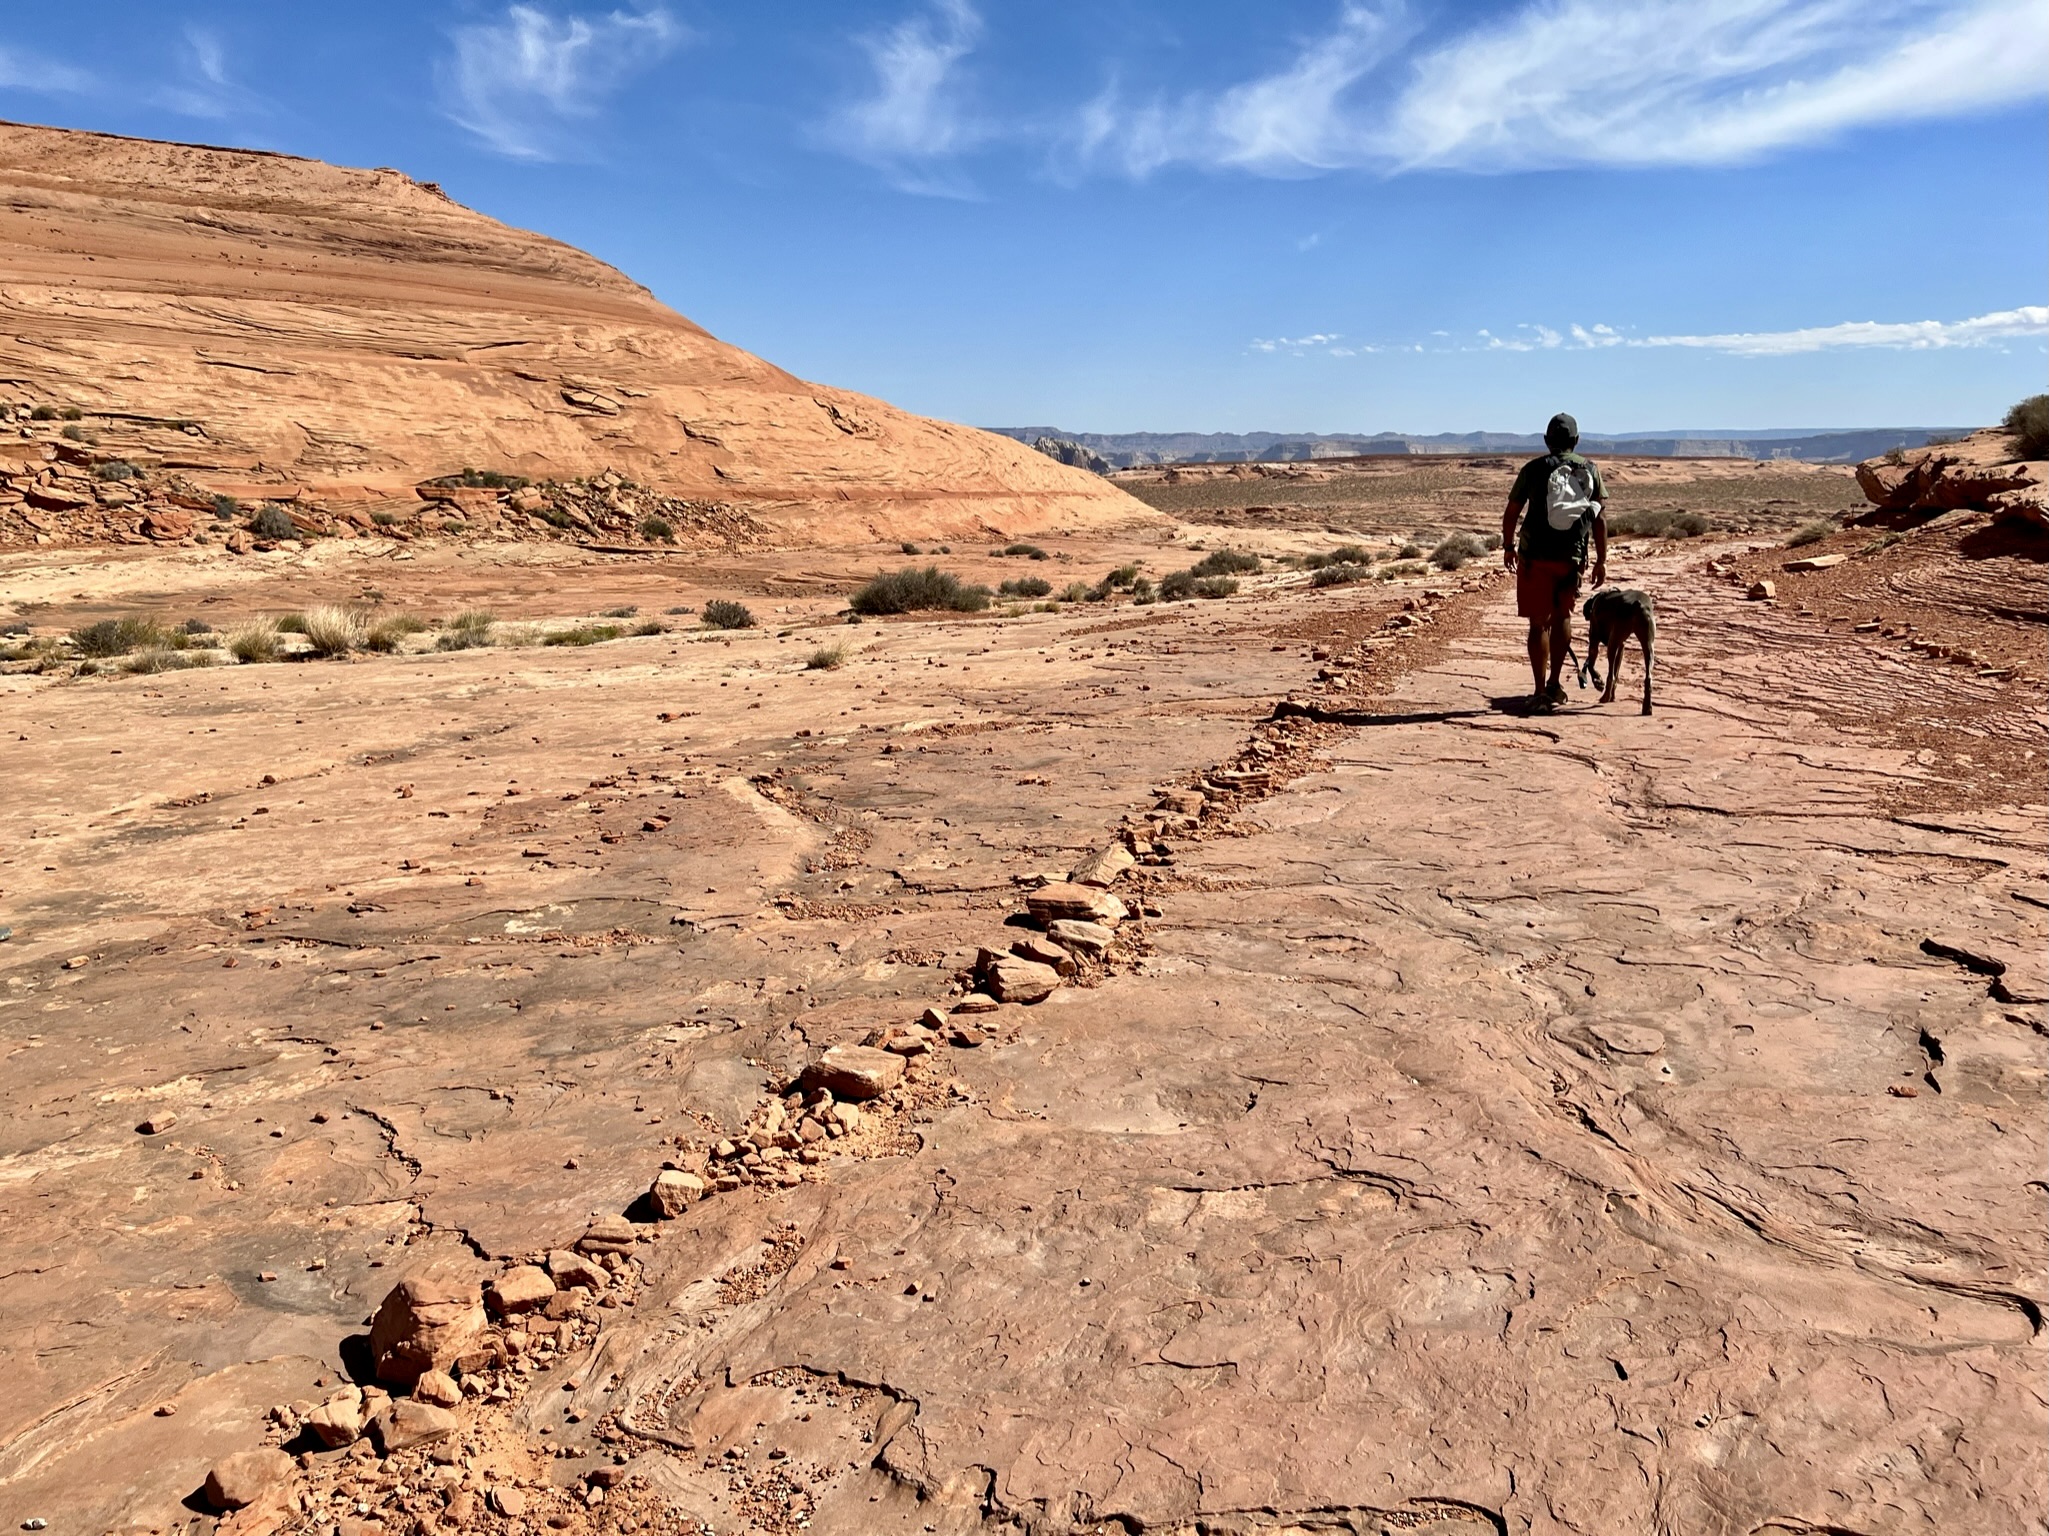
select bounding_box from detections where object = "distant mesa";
[991,425,1972,469]
[1029,436,1112,475]
[0,120,1140,545]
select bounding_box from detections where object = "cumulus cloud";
[1267,307,2049,357]
[1080,0,2048,176]
[830,0,985,193]
[441,4,685,160]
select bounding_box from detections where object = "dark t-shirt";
[1511,451,1606,566]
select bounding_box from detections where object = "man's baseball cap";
[1545,412,1579,450]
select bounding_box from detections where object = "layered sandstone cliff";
[0,120,1141,544]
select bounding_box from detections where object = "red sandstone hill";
[0,120,1142,545]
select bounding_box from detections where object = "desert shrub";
[434,611,495,651]
[1130,574,1155,602]
[807,643,848,670]
[71,616,165,657]
[440,519,465,534]
[1396,542,1423,560]
[364,615,427,652]
[640,516,675,544]
[628,618,663,636]
[275,613,307,633]
[1608,508,1708,540]
[179,617,211,635]
[665,605,693,615]
[536,504,575,530]
[544,623,623,646]
[1191,548,1261,577]
[249,504,298,541]
[225,620,281,663]
[300,605,364,656]
[2002,394,2049,460]
[1191,575,1239,598]
[0,621,29,638]
[849,568,990,615]
[29,405,56,421]
[1377,560,1427,580]
[602,605,639,618]
[1158,570,1197,601]
[1483,533,1503,550]
[124,648,216,675]
[701,599,757,630]
[60,425,90,443]
[1311,562,1370,587]
[1431,531,1487,570]
[210,494,240,520]
[440,467,529,489]
[371,511,398,528]
[61,407,82,421]
[1882,445,1907,466]
[1863,532,1904,555]
[998,576,1053,599]
[900,541,921,555]
[95,461,141,482]
[1786,520,1836,548]
[1000,542,1048,560]
[1058,582,1094,603]
[1305,544,1371,570]
[1102,564,1141,589]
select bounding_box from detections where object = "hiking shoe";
[1528,693,1557,715]
[1545,681,1569,706]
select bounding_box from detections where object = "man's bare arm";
[1502,499,1522,570]
[1590,508,1608,587]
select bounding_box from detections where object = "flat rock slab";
[800,1044,906,1100]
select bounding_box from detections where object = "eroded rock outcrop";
[1856,428,2047,528]
[0,122,1145,545]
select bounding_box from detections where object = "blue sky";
[3,2,2044,434]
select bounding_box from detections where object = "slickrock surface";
[0,519,2042,1534]
[0,121,1140,545]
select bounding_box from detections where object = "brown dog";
[1578,587,1656,714]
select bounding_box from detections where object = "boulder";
[1047,919,1114,959]
[1011,936,1077,975]
[951,992,999,1014]
[413,1369,462,1408]
[576,1214,638,1254]
[1026,882,1127,927]
[1854,430,2044,515]
[369,1398,458,1454]
[204,1448,294,1511]
[1782,553,1846,572]
[304,1386,365,1448]
[799,1044,905,1100]
[547,1250,608,1290]
[485,1265,555,1315]
[1068,844,1135,888]
[648,1168,706,1217]
[141,508,194,541]
[1746,580,1776,601]
[978,949,1062,1004]
[368,1268,486,1386]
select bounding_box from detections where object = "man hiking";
[1502,412,1608,713]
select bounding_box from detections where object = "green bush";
[249,504,298,541]
[630,618,665,637]
[1058,582,1094,603]
[900,540,921,555]
[299,605,364,656]
[849,568,990,615]
[275,612,307,634]
[1396,542,1423,560]
[434,611,496,651]
[225,620,280,663]
[998,576,1052,599]
[29,405,56,421]
[1158,570,1197,601]
[1191,575,1238,598]
[124,648,216,675]
[807,643,848,670]
[1130,575,1155,603]
[1311,563,1370,587]
[179,618,211,636]
[60,425,87,442]
[536,504,575,529]
[1305,544,1371,570]
[95,461,141,482]
[438,467,529,489]
[1377,560,1427,580]
[1430,532,1487,570]
[71,616,165,657]
[1608,508,1708,539]
[602,605,639,618]
[1190,548,1260,577]
[2002,394,2049,460]
[61,407,82,421]
[1000,542,1048,560]
[1101,564,1140,590]
[544,623,623,646]
[1786,520,1836,548]
[640,516,675,544]
[364,615,428,652]
[701,599,756,630]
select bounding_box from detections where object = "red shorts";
[1516,559,1581,623]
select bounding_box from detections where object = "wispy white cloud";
[1078,0,2048,177]
[156,26,269,120]
[1636,305,2049,354]
[441,4,686,161]
[0,44,93,96]
[830,0,985,194]
[1264,307,2049,357]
